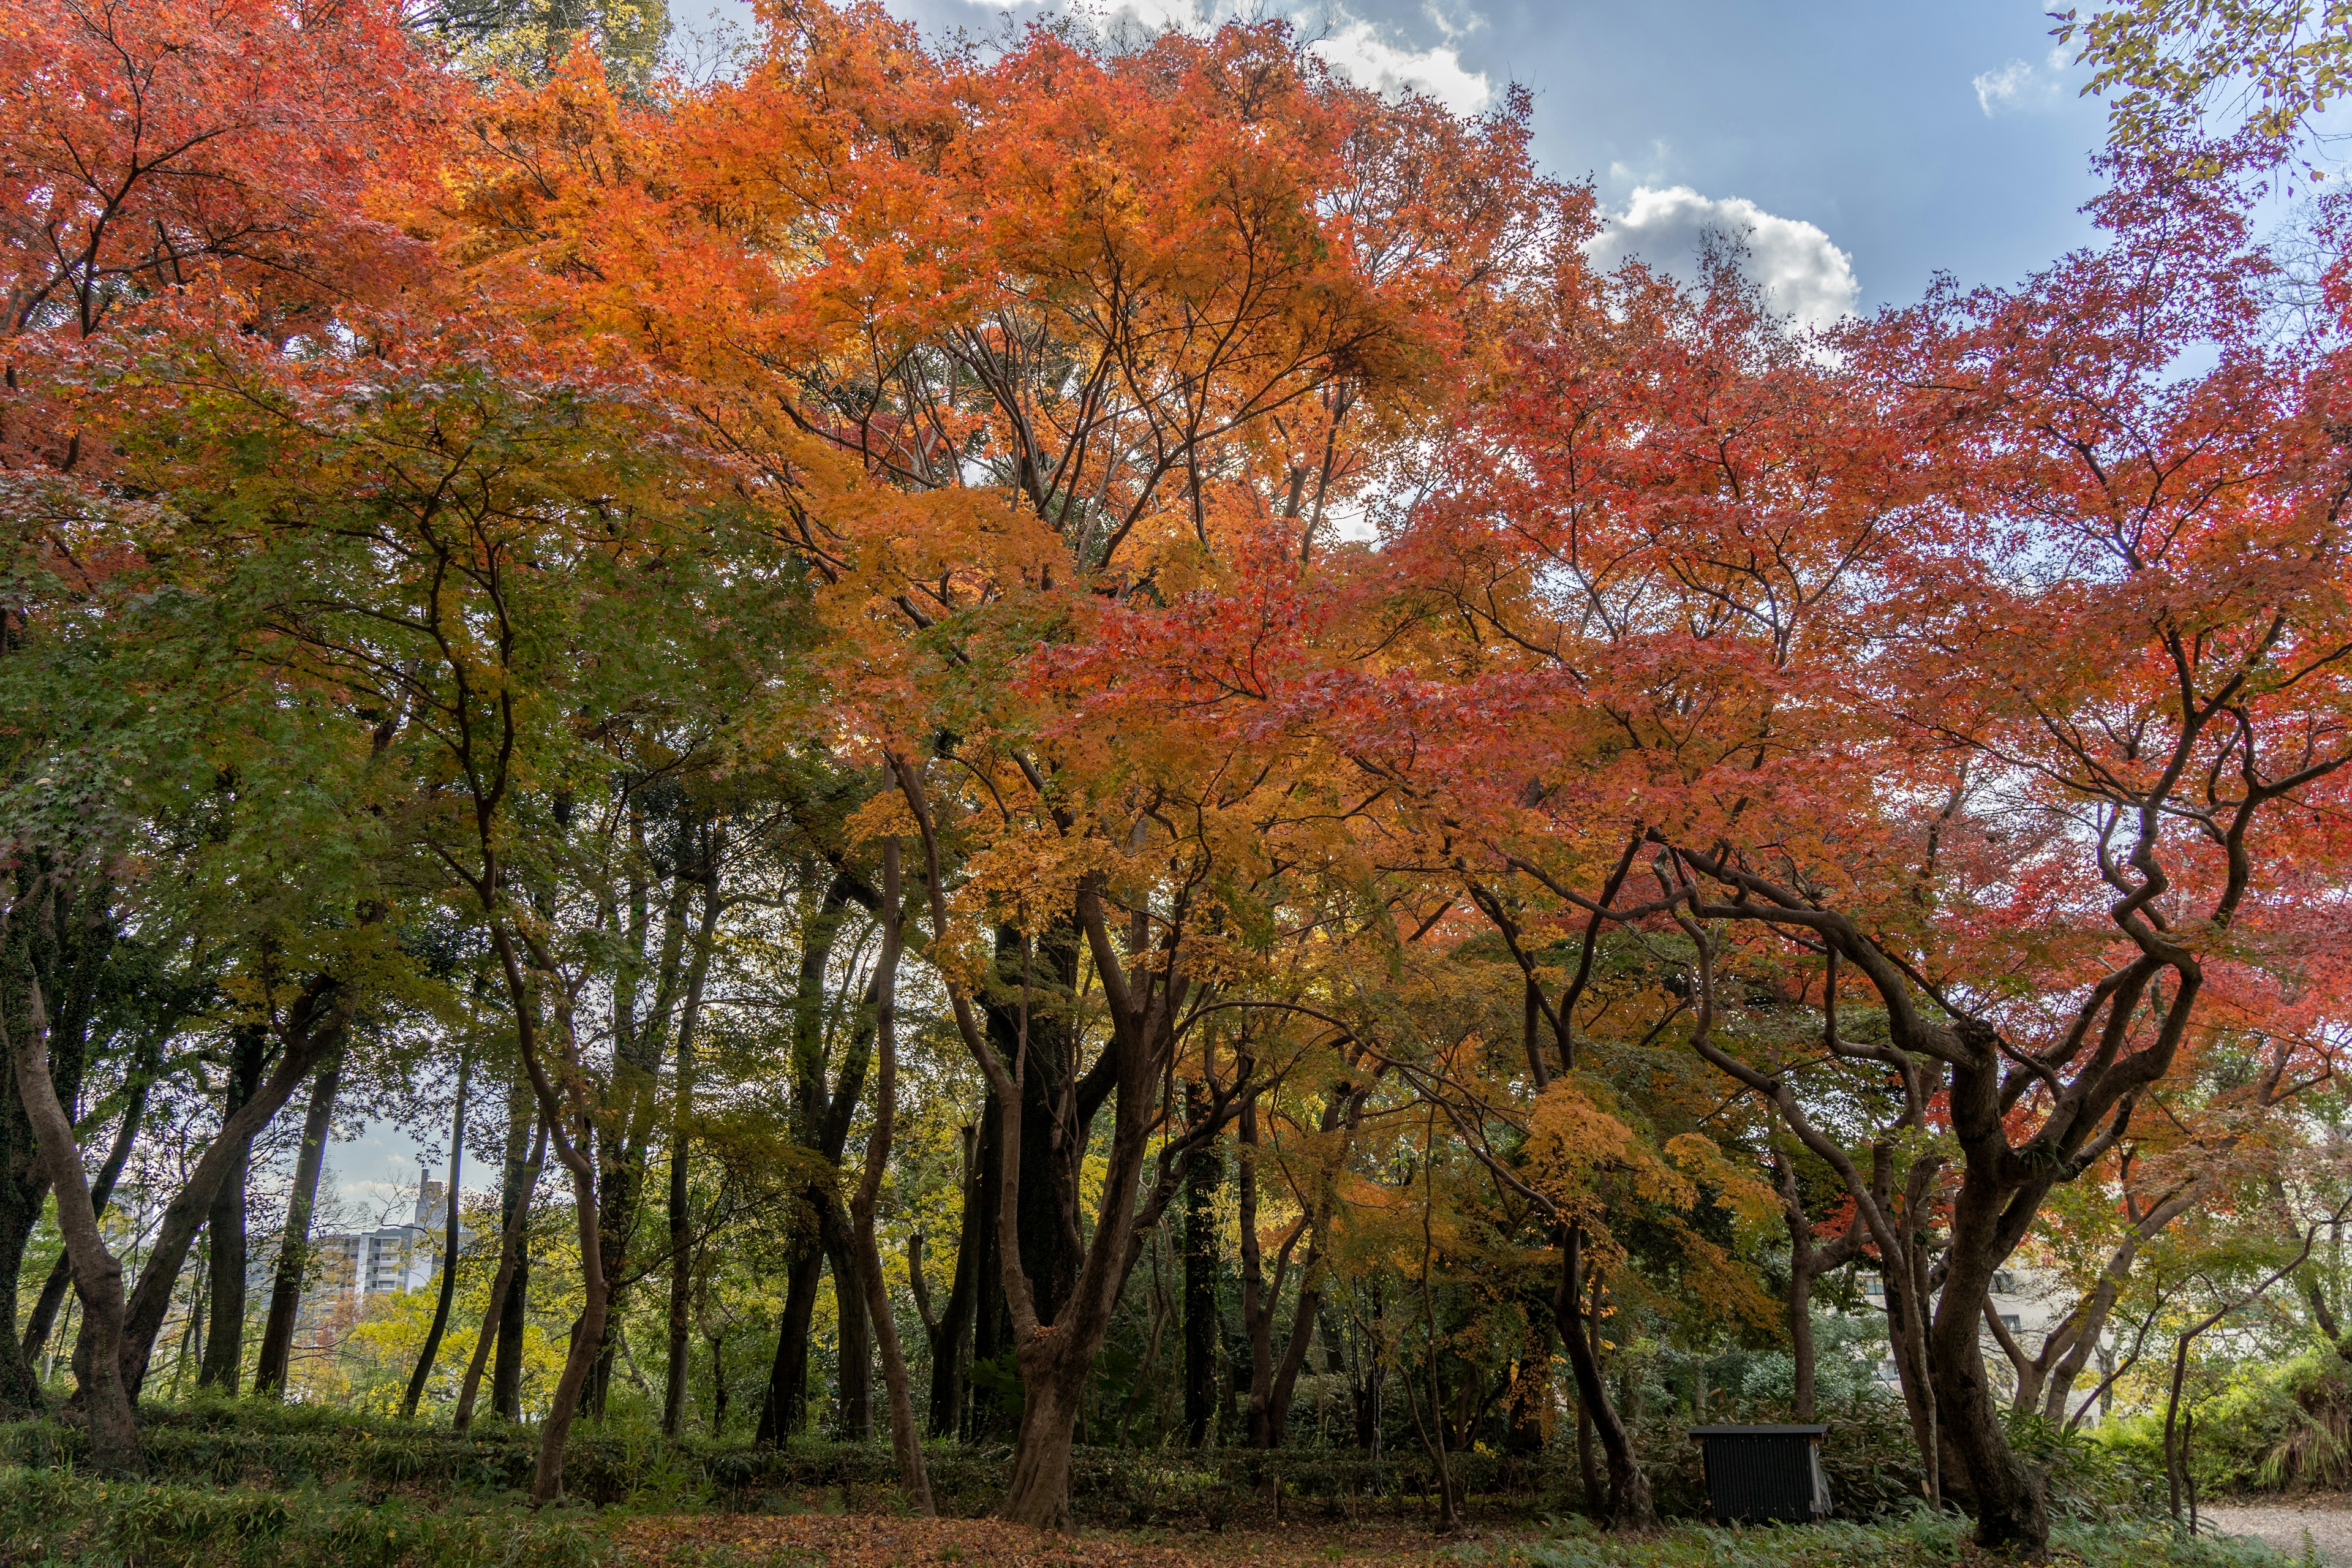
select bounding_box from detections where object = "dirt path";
[2202,1499,2352,1564]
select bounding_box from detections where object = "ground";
[2206,1498,2352,1566]
[609,1510,2299,1568]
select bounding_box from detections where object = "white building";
[1855,1264,2113,1424]
[314,1177,464,1300]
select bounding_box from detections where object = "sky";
[669,0,2121,327]
[324,1,2119,1208]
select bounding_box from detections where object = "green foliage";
[0,1463,608,1568]
[2106,1351,2352,1497]
[2062,0,2352,158]
[1456,1507,2288,1568]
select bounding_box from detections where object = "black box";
[1687,1425,1833,1524]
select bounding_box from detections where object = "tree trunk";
[894,760,1221,1530]
[919,1124,981,1438]
[197,1028,268,1392]
[117,982,352,1400]
[1929,1185,2049,1551]
[0,1069,51,1415]
[662,850,720,1437]
[1506,1317,1551,1455]
[1264,1260,1322,1448]
[455,1078,543,1431]
[848,842,930,1510]
[1554,1232,1653,1531]
[965,1099,1004,1439]
[22,1081,146,1375]
[531,1154,607,1504]
[757,1247,824,1443]
[1001,1366,1084,1529]
[252,1052,339,1400]
[492,1238,530,1421]
[663,1120,692,1436]
[707,1324,729,1434]
[826,1215,872,1439]
[755,873,878,1444]
[401,1052,469,1418]
[584,809,696,1422]
[1182,1086,1219,1447]
[1787,1258,1818,1423]
[1,879,119,1414]
[4,958,139,1474]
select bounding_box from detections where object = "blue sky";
[670,0,2119,325]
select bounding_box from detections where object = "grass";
[0,1461,2301,1568]
[1457,1510,2293,1568]
[0,1400,2300,1567]
[0,1463,609,1567]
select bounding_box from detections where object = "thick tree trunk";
[895,761,1216,1531]
[986,922,1095,1331]
[197,1028,267,1392]
[965,1100,1004,1439]
[5,963,139,1473]
[825,1215,873,1439]
[757,1246,824,1443]
[1001,1366,1084,1529]
[0,1079,51,1415]
[252,1052,339,1399]
[1505,1317,1551,1455]
[492,1242,530,1421]
[401,1052,468,1418]
[1931,1186,2050,1551]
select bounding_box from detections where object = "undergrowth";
[0,1463,609,1568]
[1455,1507,2289,1568]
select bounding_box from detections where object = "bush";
[0,1464,609,1568]
[2168,1351,2352,1496]
[1453,1507,2286,1568]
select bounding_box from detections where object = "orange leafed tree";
[426,2,1588,1523]
[1374,153,2352,1551]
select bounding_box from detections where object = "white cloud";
[1084,0,1495,116]
[1310,15,1493,116]
[1973,46,2070,116]
[1585,185,1860,329]
[1099,0,1210,32]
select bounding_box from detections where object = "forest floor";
[609,1509,2296,1568]
[2202,1496,2352,1564]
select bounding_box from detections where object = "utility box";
[1687,1425,1833,1524]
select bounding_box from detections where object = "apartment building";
[1856,1264,2111,1422]
[311,1177,462,1303]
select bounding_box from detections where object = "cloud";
[1310,15,1492,115]
[1080,0,1494,115]
[1973,46,2070,116]
[1097,0,1210,32]
[1585,186,1860,329]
